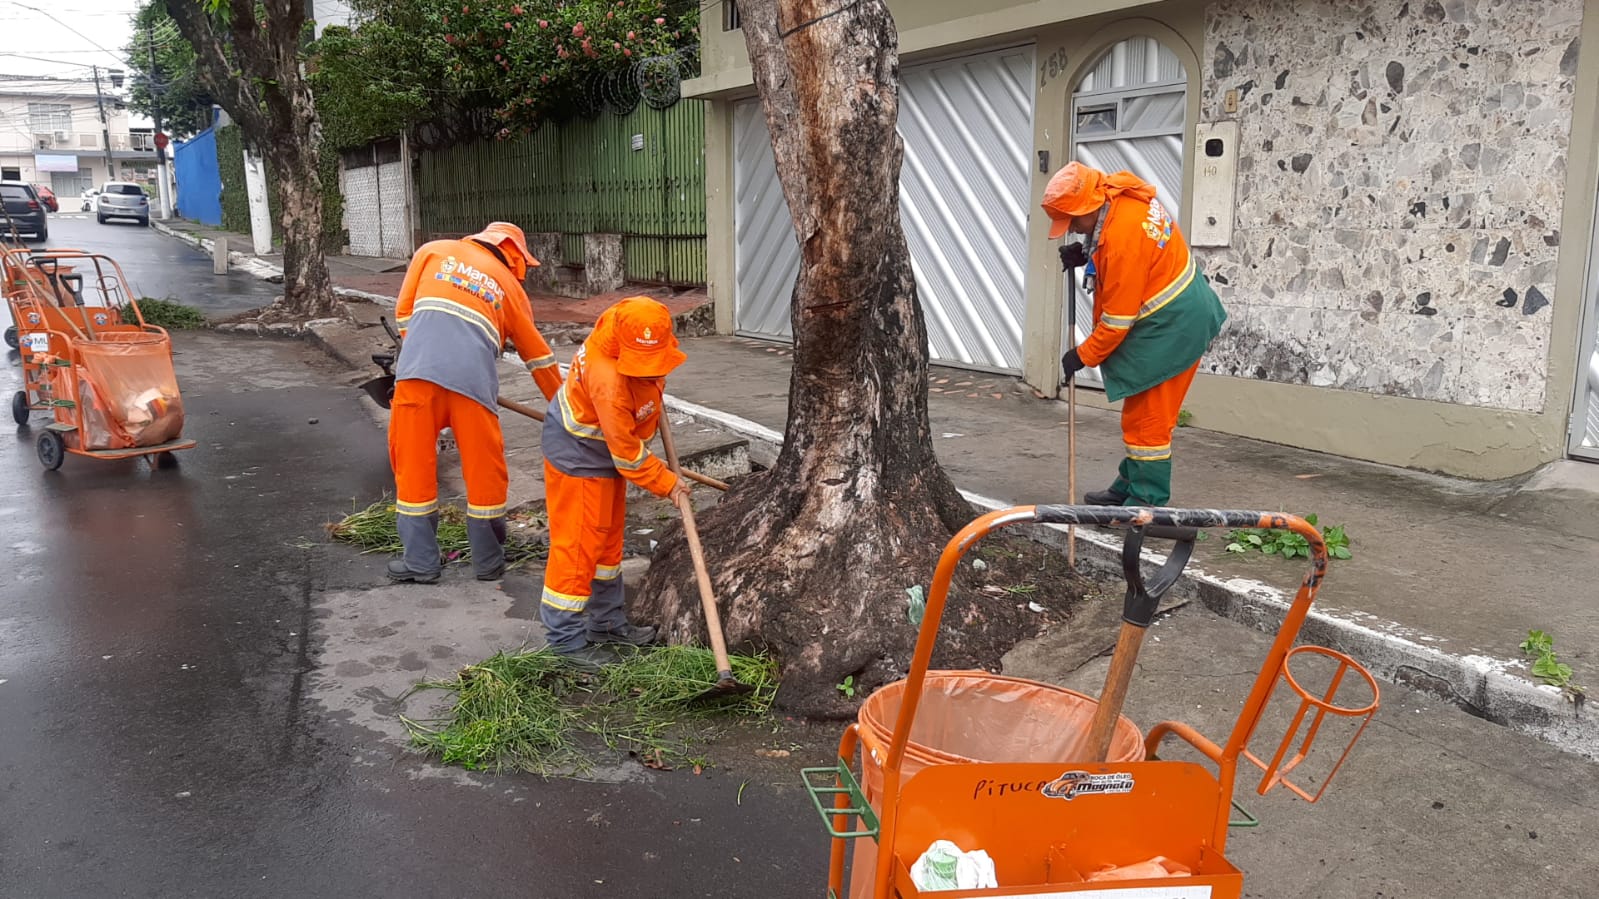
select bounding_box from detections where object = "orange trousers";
[540,460,628,650]
[388,379,508,576]
[1113,360,1200,507]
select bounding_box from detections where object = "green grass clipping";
[401,646,778,776]
[328,498,548,568]
[127,298,207,330]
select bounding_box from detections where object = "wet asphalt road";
[2,219,824,898]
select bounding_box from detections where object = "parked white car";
[96,182,150,226]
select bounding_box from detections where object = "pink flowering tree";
[435,0,699,133]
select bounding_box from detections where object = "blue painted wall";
[173,125,222,227]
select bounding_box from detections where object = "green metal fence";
[416,102,706,285]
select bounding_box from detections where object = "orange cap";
[1041,162,1108,239]
[466,222,539,280]
[612,296,687,378]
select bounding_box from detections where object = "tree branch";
[165,0,269,139]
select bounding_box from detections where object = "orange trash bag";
[847,672,1146,898]
[75,332,186,449]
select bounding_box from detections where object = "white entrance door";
[733,45,1037,373]
[1066,37,1189,389]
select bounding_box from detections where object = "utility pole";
[147,26,172,219]
[90,65,115,182]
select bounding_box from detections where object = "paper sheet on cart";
[978,883,1202,889]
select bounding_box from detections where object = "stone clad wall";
[1196,0,1583,412]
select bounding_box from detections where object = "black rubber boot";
[386,558,441,584]
[555,643,622,673]
[588,623,658,646]
[1083,487,1129,506]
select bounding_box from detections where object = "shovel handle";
[495,396,730,492]
[659,414,736,677]
[1084,621,1147,761]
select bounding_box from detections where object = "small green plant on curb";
[1518,630,1586,702]
[127,298,207,330]
[1225,513,1353,560]
[836,675,857,699]
[1176,408,1194,428]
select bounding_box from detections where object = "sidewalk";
[151,218,708,324]
[151,219,1599,755]
[665,336,1599,751]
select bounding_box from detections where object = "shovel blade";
[359,375,396,409]
[693,671,755,704]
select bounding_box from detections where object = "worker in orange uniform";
[1042,162,1227,507]
[387,222,564,584]
[540,296,690,671]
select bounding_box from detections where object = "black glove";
[1061,348,1085,382]
[1059,242,1089,271]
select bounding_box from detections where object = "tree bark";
[635,0,984,717]
[166,0,338,319]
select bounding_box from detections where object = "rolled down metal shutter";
[1067,37,1189,389]
[733,45,1037,373]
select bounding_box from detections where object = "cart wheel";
[155,452,180,470]
[3,326,16,349]
[12,390,28,426]
[37,430,64,470]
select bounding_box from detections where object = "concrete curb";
[151,220,396,307]
[658,393,1597,759]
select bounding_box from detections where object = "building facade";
[0,81,158,197]
[686,0,1599,480]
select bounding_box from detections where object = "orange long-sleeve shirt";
[540,313,679,497]
[393,238,562,408]
[1076,194,1194,369]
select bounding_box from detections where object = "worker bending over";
[388,222,563,583]
[541,297,690,671]
[1043,161,1227,507]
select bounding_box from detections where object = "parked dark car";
[31,184,59,213]
[96,181,150,226]
[0,181,48,242]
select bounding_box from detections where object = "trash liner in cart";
[75,332,186,449]
[847,672,1147,898]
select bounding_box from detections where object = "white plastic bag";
[910,840,998,891]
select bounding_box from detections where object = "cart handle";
[872,506,1329,892]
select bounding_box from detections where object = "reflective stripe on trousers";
[388,379,509,577]
[540,460,628,650]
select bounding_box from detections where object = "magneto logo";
[1041,770,1134,801]
[439,256,458,274]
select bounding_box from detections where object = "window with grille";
[28,102,72,133]
[723,1,740,31]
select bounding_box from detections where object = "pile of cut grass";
[328,497,547,568]
[128,298,207,330]
[402,645,778,776]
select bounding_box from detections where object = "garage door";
[733,46,1036,372]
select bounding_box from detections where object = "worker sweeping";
[387,222,564,584]
[540,296,690,671]
[1042,161,1227,507]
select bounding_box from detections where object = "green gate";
[416,102,706,286]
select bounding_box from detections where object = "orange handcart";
[6,246,197,470]
[802,505,1380,898]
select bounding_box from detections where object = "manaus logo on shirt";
[1142,198,1174,249]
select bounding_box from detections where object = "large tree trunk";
[636,0,983,717]
[265,102,337,319]
[167,0,337,319]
